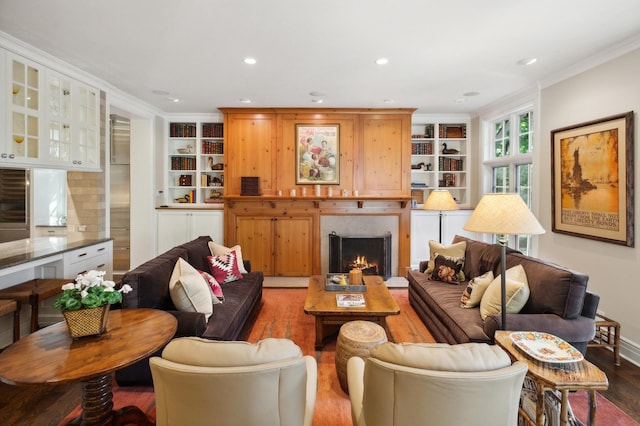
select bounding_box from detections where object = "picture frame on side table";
[296,124,340,184]
[551,111,634,247]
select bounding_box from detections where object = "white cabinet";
[410,209,475,269]
[2,52,44,165]
[157,210,224,254]
[411,119,470,207]
[167,121,224,205]
[45,70,100,170]
[63,240,113,279]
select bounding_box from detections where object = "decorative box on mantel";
[240,176,260,196]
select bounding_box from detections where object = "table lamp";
[463,193,545,329]
[423,189,459,243]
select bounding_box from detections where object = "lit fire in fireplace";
[348,255,378,275]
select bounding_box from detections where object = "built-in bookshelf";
[167,121,224,205]
[410,120,469,207]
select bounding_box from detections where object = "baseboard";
[263,276,409,288]
[620,337,640,367]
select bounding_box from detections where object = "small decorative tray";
[325,273,366,292]
[510,332,584,363]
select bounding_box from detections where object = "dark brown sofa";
[407,235,599,354]
[115,235,263,384]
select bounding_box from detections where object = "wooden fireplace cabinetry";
[226,199,318,276]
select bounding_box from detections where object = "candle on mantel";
[349,268,363,285]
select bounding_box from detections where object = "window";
[483,108,535,253]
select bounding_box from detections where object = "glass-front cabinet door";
[47,71,73,165]
[4,53,42,165]
[73,84,99,169]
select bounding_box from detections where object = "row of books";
[202,141,224,154]
[412,142,433,155]
[201,174,224,187]
[202,123,224,138]
[441,173,458,187]
[439,157,464,171]
[169,122,197,138]
[170,156,196,170]
[439,124,467,138]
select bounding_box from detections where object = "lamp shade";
[422,190,459,211]
[463,193,545,236]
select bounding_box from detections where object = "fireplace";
[328,232,392,280]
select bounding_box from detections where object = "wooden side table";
[494,330,608,426]
[588,314,621,366]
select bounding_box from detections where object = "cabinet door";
[72,83,99,169]
[274,217,313,276]
[4,53,43,165]
[225,114,276,195]
[46,70,73,165]
[191,211,224,244]
[157,211,191,254]
[235,216,274,275]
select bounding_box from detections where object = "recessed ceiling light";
[463,91,480,97]
[311,99,324,104]
[244,57,257,65]
[452,98,465,104]
[517,57,537,66]
[383,99,395,104]
[309,91,325,97]
[239,99,252,104]
[167,97,180,103]
[375,58,389,65]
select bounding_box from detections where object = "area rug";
[60,288,638,426]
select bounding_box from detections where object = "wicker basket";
[62,305,110,338]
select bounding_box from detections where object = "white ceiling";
[1,0,640,115]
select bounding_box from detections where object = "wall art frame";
[551,111,634,247]
[296,124,340,184]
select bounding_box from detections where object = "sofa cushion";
[480,265,530,320]
[460,271,494,308]
[451,235,491,280]
[121,246,189,309]
[207,251,244,284]
[162,337,301,367]
[169,258,217,321]
[505,253,588,319]
[177,235,213,272]
[425,240,466,282]
[430,253,465,284]
[371,341,511,372]
[209,241,249,274]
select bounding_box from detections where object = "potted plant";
[53,270,132,338]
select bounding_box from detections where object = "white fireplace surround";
[320,215,399,277]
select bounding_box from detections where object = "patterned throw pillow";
[207,250,244,284]
[208,241,249,274]
[198,270,224,302]
[425,240,466,282]
[460,271,494,308]
[430,253,465,284]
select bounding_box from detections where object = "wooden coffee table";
[0,308,177,425]
[304,275,400,349]
[494,330,609,426]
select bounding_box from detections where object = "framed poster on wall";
[551,111,634,247]
[296,124,340,184]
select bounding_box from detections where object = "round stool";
[335,320,388,394]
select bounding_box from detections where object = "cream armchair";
[150,337,317,426]
[347,342,527,426]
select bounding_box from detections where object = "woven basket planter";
[62,304,110,338]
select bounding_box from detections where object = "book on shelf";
[336,293,365,308]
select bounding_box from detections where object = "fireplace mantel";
[224,198,411,277]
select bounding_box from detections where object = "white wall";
[538,48,640,363]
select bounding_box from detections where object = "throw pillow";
[460,270,494,308]
[207,250,244,284]
[199,270,224,302]
[208,241,249,274]
[430,253,465,284]
[480,264,530,320]
[425,240,466,282]
[169,258,215,321]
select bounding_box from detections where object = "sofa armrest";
[418,260,429,273]
[166,310,207,337]
[243,260,252,273]
[581,292,600,319]
[484,313,596,354]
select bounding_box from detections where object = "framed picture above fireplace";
[296,124,340,184]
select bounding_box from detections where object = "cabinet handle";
[77,252,88,258]
[9,154,15,159]
[97,247,105,252]
[1,153,6,158]
[97,264,106,268]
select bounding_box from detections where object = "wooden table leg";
[535,382,545,426]
[67,374,114,425]
[560,390,569,426]
[588,390,597,426]
[315,317,324,349]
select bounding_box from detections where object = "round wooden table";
[0,308,177,425]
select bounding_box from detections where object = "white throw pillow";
[208,241,248,274]
[460,270,494,308]
[480,264,530,320]
[169,258,216,321]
